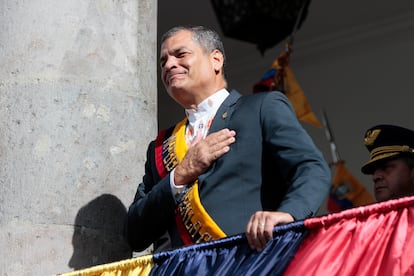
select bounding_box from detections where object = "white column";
[0,0,157,274]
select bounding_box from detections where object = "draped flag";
[284,196,414,275]
[327,161,375,212]
[253,50,322,127]
[55,196,414,276]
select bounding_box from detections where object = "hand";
[246,211,294,252]
[174,128,236,185]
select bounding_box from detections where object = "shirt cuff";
[170,168,186,201]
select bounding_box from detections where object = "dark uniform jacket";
[126,90,331,252]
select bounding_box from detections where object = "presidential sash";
[154,118,226,245]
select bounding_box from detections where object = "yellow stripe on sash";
[180,182,227,243]
[171,118,187,162]
[171,117,226,243]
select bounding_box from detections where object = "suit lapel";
[209,89,241,133]
[198,90,241,186]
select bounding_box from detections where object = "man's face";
[372,158,414,202]
[159,30,219,108]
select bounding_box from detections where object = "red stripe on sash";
[174,209,194,246]
[155,128,168,179]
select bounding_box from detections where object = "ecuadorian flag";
[56,196,414,276]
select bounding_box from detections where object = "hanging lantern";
[210,0,311,54]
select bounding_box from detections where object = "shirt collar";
[185,89,229,124]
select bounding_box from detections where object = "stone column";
[0,0,157,275]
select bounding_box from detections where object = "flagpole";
[321,109,375,212]
[321,109,341,165]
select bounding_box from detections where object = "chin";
[168,83,186,94]
[375,194,390,202]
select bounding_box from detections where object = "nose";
[162,55,177,72]
[372,169,383,183]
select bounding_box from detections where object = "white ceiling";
[157,0,414,127]
[158,0,414,64]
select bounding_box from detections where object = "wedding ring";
[259,223,265,228]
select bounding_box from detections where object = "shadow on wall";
[68,194,132,270]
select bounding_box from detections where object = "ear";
[210,49,224,74]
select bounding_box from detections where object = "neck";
[184,86,227,110]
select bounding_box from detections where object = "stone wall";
[0,0,157,275]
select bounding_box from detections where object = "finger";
[245,222,255,250]
[210,144,230,161]
[206,129,236,144]
[246,214,269,252]
[261,225,273,250]
[207,132,235,158]
[253,213,275,252]
[190,131,203,146]
[256,222,269,251]
[246,216,261,251]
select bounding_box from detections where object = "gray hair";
[161,25,226,76]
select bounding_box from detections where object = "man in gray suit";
[126,25,331,253]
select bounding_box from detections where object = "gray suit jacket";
[126,90,331,251]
